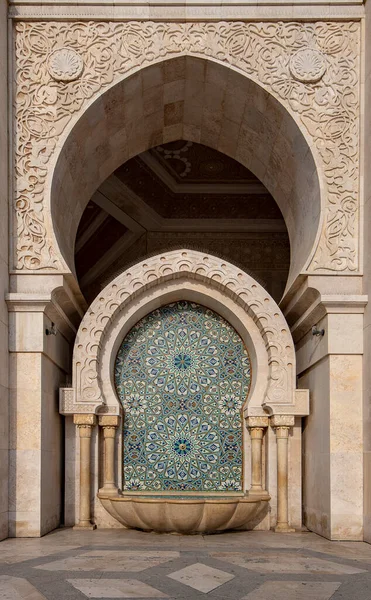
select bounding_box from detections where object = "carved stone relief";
[48,47,84,82]
[14,21,360,273]
[289,48,326,83]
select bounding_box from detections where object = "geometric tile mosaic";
[115,301,251,491]
[167,563,234,592]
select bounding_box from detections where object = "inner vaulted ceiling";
[75,141,290,303]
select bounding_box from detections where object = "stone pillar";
[271,415,295,533]
[246,417,269,496]
[98,415,120,496]
[73,414,97,530]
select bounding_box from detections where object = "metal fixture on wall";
[312,325,325,337]
[45,322,57,336]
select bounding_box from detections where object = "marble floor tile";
[0,575,48,600]
[212,552,367,574]
[0,546,81,565]
[167,562,234,593]
[306,543,371,563]
[35,551,179,572]
[68,578,168,598]
[241,581,342,600]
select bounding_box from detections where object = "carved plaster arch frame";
[14,20,360,281]
[60,250,309,418]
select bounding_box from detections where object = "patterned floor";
[1,528,371,599]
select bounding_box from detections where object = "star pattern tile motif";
[167,562,235,593]
[115,301,251,492]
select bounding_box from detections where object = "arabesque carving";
[71,250,296,415]
[14,21,360,272]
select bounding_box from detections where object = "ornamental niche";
[14,21,360,273]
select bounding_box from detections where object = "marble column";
[99,415,120,496]
[246,417,269,496]
[73,414,97,530]
[271,415,295,533]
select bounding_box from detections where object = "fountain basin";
[98,493,270,533]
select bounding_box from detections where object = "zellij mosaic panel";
[115,301,251,492]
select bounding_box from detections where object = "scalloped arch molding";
[62,250,309,418]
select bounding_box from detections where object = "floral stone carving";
[115,301,250,492]
[14,21,360,272]
[48,47,84,82]
[289,47,326,83]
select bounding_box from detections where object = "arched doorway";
[9,18,362,542]
[48,56,323,296]
[60,250,309,533]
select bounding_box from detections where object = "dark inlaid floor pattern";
[1,528,371,599]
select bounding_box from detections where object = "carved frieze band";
[72,249,296,413]
[14,21,360,272]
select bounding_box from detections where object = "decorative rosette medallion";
[289,47,326,83]
[48,47,84,82]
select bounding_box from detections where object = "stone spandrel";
[13,21,360,275]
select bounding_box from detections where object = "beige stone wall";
[0,0,9,541]
[297,311,364,540]
[8,310,70,537]
[363,0,371,544]
[5,1,367,539]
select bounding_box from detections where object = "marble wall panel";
[363,0,371,544]
[299,357,331,539]
[0,0,8,541]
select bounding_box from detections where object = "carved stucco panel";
[72,250,296,415]
[14,21,360,273]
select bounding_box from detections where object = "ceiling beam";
[140,150,268,195]
[75,209,108,253]
[97,175,286,233]
[92,190,146,233]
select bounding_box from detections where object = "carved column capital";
[98,415,120,428]
[246,416,269,429]
[101,426,117,439]
[275,426,291,440]
[73,414,97,427]
[251,427,265,440]
[270,415,295,429]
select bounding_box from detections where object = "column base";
[249,489,270,498]
[73,524,97,531]
[274,524,295,533]
[98,486,120,497]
